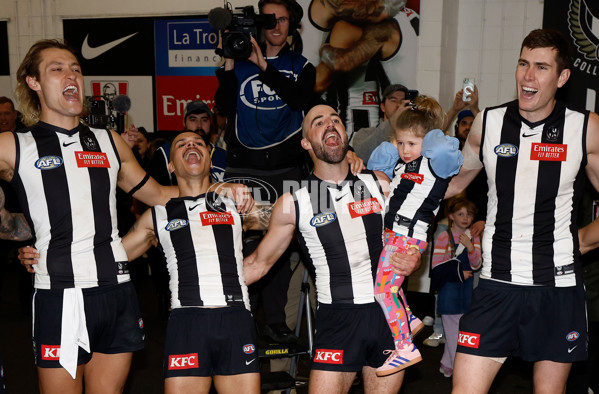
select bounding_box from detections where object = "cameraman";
[215,0,317,343]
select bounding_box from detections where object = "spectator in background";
[430,196,481,378]
[442,85,480,140]
[352,84,411,162]
[149,100,226,185]
[0,97,25,133]
[453,110,475,149]
[0,97,30,316]
[134,126,152,171]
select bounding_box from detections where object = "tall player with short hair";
[446,29,599,393]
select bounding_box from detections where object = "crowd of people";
[0,1,598,393]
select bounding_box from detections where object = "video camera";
[85,96,113,130]
[208,5,276,60]
[84,93,131,132]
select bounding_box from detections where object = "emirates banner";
[543,0,599,112]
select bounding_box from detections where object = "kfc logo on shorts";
[41,345,60,360]
[168,353,199,370]
[314,349,343,364]
[243,344,256,354]
[457,331,480,348]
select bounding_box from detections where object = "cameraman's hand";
[218,31,235,70]
[248,35,267,71]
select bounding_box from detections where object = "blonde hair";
[392,95,445,139]
[15,39,77,126]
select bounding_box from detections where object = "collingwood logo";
[83,135,97,150]
[546,126,560,142]
[568,0,599,61]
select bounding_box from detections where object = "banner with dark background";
[543,0,599,112]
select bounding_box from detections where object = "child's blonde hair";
[392,95,445,139]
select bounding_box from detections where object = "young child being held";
[374,95,463,376]
[431,196,481,378]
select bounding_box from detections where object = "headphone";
[258,0,303,35]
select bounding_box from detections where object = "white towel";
[59,288,91,379]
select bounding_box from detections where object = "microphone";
[208,7,233,30]
[112,95,131,134]
[112,95,131,114]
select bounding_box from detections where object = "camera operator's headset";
[257,0,303,36]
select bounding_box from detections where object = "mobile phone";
[462,78,475,102]
[405,89,418,101]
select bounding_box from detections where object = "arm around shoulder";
[114,130,177,206]
[122,208,157,261]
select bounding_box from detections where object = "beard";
[312,138,349,164]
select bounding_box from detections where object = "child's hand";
[459,233,474,252]
[463,270,473,280]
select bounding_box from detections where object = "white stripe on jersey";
[16,125,128,289]
[154,195,249,310]
[481,102,586,287]
[295,172,385,304]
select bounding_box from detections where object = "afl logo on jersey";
[494,143,518,158]
[35,155,63,170]
[310,212,337,227]
[165,219,189,231]
[566,331,580,342]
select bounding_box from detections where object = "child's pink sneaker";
[376,343,422,377]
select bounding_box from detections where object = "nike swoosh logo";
[568,345,578,353]
[246,358,257,365]
[522,131,542,137]
[335,193,349,202]
[81,33,139,60]
[63,141,77,147]
[189,204,201,211]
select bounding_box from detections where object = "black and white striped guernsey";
[480,100,588,287]
[384,155,450,241]
[12,122,128,290]
[152,192,249,310]
[293,170,386,304]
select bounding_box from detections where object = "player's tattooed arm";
[0,187,32,241]
[243,203,274,231]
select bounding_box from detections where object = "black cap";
[184,101,213,122]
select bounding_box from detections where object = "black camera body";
[211,6,276,60]
[85,96,114,129]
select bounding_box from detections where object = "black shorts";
[33,282,145,368]
[0,354,5,393]
[457,279,588,362]
[311,302,395,372]
[164,307,259,378]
